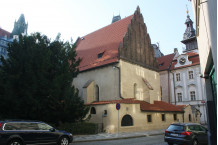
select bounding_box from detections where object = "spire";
[10,14,28,38]
[181,6,198,53]
[183,6,196,40]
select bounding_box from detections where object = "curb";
[73,133,164,143]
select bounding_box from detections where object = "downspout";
[168,53,176,104]
[171,71,177,105]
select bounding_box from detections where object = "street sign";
[116,103,121,110]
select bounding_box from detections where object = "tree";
[0,33,89,125]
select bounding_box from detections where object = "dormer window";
[98,52,104,59]
[159,62,164,66]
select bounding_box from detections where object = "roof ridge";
[81,15,134,39]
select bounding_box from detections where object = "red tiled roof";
[87,98,183,112]
[177,105,187,110]
[171,52,200,70]
[156,53,175,71]
[0,28,10,38]
[76,15,133,71]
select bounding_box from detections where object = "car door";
[194,125,208,144]
[18,122,41,144]
[37,123,60,144]
[198,126,208,144]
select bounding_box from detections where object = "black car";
[164,123,208,145]
[0,120,73,145]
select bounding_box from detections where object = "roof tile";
[76,15,133,71]
[87,98,183,112]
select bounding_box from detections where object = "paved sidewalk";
[73,129,165,143]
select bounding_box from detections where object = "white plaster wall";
[73,64,120,103]
[120,60,161,104]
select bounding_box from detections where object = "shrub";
[57,122,98,135]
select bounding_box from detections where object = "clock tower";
[181,10,198,53]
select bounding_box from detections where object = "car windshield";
[167,124,184,131]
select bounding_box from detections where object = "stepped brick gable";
[119,6,158,71]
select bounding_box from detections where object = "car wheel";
[59,136,69,145]
[193,139,199,145]
[8,139,23,145]
[167,143,173,145]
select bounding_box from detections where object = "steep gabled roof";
[87,98,183,112]
[156,53,175,71]
[76,15,133,71]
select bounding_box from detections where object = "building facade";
[0,28,12,64]
[190,1,217,144]
[169,13,207,124]
[73,7,198,133]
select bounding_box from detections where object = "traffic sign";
[116,103,121,110]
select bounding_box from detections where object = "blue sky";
[0,0,194,55]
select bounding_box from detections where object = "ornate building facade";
[169,13,207,124]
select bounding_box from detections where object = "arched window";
[91,107,96,114]
[121,115,133,126]
[134,83,137,98]
[95,85,99,101]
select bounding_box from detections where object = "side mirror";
[49,128,56,132]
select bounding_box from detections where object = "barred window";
[190,91,196,101]
[177,93,182,102]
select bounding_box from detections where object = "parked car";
[0,120,73,145]
[164,123,208,145]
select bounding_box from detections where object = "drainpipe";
[113,65,123,99]
[170,70,177,105]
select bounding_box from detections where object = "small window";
[91,107,96,114]
[147,115,152,123]
[173,114,177,121]
[189,114,192,121]
[162,114,165,121]
[190,91,196,101]
[177,93,182,102]
[104,110,107,116]
[189,71,194,79]
[176,73,181,81]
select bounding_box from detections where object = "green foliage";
[0,33,89,125]
[57,122,99,135]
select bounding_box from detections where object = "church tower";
[10,14,28,38]
[181,9,198,53]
